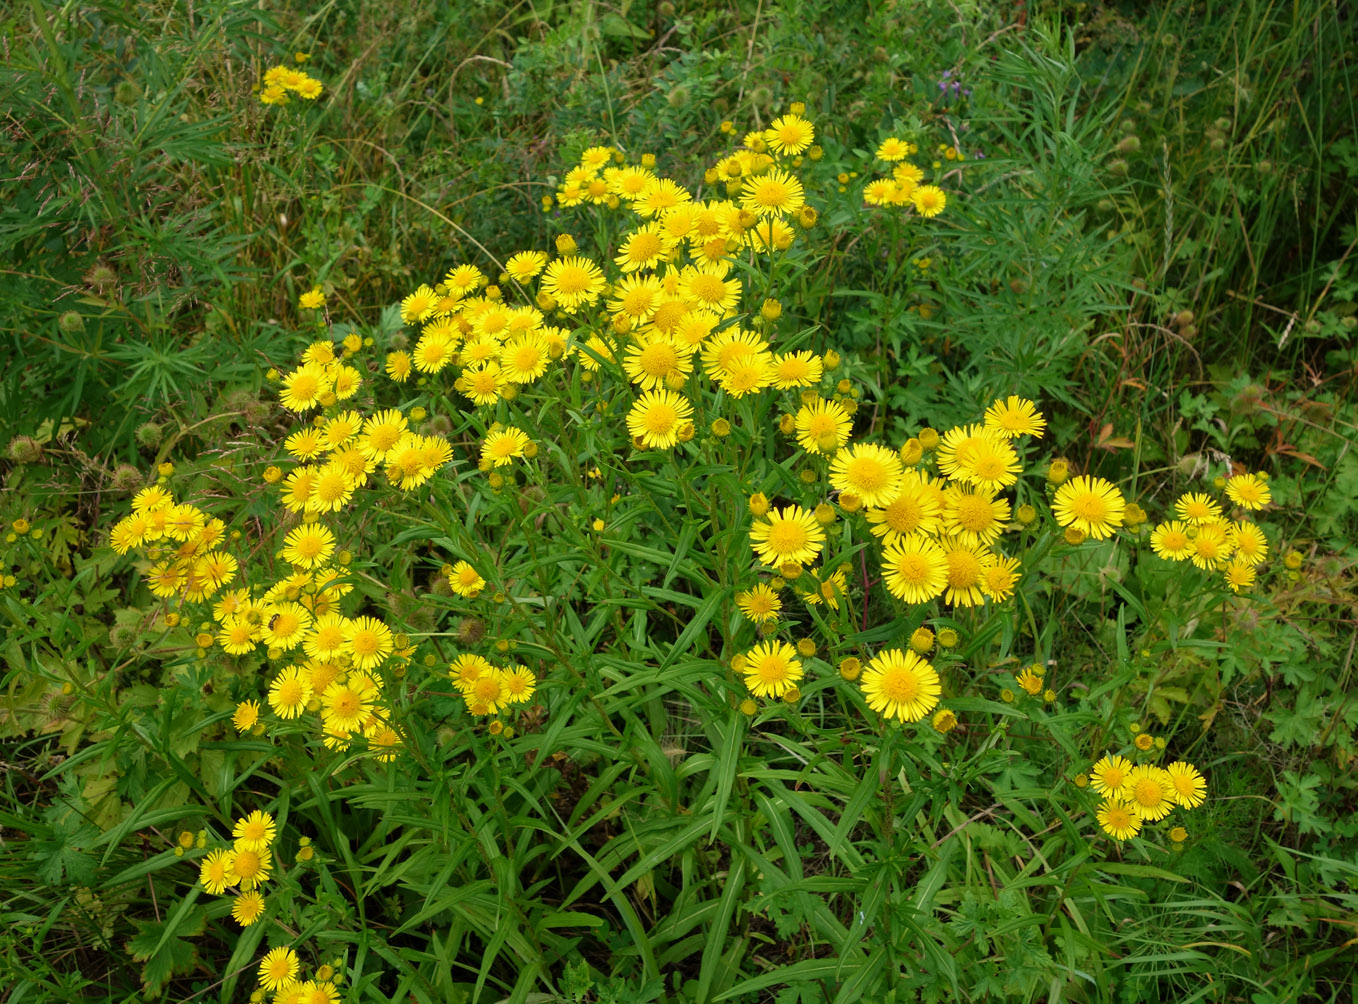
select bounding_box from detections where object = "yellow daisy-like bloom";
[306,463,357,514]
[741,641,803,699]
[1165,761,1207,808]
[1015,666,1043,696]
[231,847,271,891]
[1125,765,1175,821]
[1225,473,1271,510]
[449,653,492,693]
[358,409,408,461]
[862,179,897,206]
[830,443,905,508]
[1097,800,1142,841]
[679,261,742,314]
[766,114,814,156]
[233,810,277,852]
[614,224,671,273]
[231,890,265,927]
[893,161,924,186]
[1175,492,1222,526]
[716,353,773,398]
[932,708,957,733]
[199,847,238,895]
[505,250,548,282]
[741,169,806,218]
[979,554,1021,602]
[750,506,825,567]
[912,186,946,217]
[413,329,456,373]
[880,534,948,604]
[345,615,394,670]
[942,542,989,607]
[304,612,350,661]
[736,583,782,624]
[463,363,503,407]
[279,363,331,412]
[608,164,656,201]
[499,334,550,385]
[482,427,532,467]
[132,485,174,513]
[268,665,313,719]
[1189,521,1233,570]
[634,177,692,218]
[322,678,375,733]
[1090,755,1133,798]
[609,274,664,322]
[258,947,300,992]
[860,648,941,723]
[983,396,1046,438]
[221,617,259,656]
[623,335,693,391]
[1149,520,1193,561]
[793,399,852,455]
[626,389,693,450]
[448,561,486,597]
[942,426,1021,491]
[280,523,336,569]
[500,665,537,704]
[444,263,483,297]
[399,284,439,325]
[466,672,506,714]
[1229,521,1268,565]
[541,256,606,310]
[702,326,767,381]
[385,350,413,383]
[770,351,822,389]
[866,476,943,546]
[1052,476,1126,540]
[1223,559,1256,593]
[940,487,1010,548]
[876,137,909,161]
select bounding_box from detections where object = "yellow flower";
[299,286,325,310]
[199,848,237,894]
[1052,476,1126,540]
[1224,473,1271,509]
[741,641,803,699]
[1090,754,1132,799]
[258,947,300,992]
[280,523,336,569]
[1150,521,1193,561]
[232,700,261,731]
[233,810,277,853]
[1125,765,1175,821]
[749,506,825,567]
[880,534,948,604]
[876,137,910,161]
[911,185,946,217]
[482,427,532,467]
[765,114,815,156]
[736,584,782,624]
[231,891,265,927]
[627,389,694,450]
[1165,761,1207,808]
[1097,800,1142,841]
[830,443,905,508]
[983,396,1046,438]
[859,649,941,722]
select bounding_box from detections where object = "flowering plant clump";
[100,100,1293,1000]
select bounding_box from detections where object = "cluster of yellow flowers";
[447,653,538,717]
[1088,751,1207,842]
[109,487,236,601]
[196,810,279,926]
[863,136,947,215]
[1148,474,1273,592]
[744,398,1048,626]
[255,947,341,1004]
[259,64,323,105]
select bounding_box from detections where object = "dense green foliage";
[3,2,1357,1003]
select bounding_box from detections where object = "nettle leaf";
[125,904,207,997]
